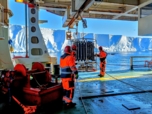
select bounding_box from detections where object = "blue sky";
[9,1,139,37]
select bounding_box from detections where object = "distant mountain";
[9,25,152,54]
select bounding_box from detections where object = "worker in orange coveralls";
[95,46,107,77]
[60,45,79,108]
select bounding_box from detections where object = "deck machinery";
[70,37,97,72]
[0,62,62,113]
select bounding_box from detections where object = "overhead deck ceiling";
[37,0,149,28]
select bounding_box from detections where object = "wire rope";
[96,63,152,92]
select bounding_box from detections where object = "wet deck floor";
[1,69,152,114]
[56,69,152,114]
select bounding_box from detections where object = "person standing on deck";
[95,46,107,77]
[60,46,79,108]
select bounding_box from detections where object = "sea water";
[12,51,152,72]
[106,51,152,72]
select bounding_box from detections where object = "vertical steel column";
[130,57,133,70]
[25,3,28,57]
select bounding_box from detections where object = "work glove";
[75,74,79,79]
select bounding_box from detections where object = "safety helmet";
[72,44,77,50]
[64,46,71,53]
[99,46,102,50]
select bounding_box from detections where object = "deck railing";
[130,56,152,70]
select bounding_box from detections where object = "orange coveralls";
[97,50,107,76]
[60,53,78,104]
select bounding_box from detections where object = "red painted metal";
[32,62,45,71]
[23,84,62,106]
[23,2,35,8]
[12,95,37,114]
[14,64,27,77]
[12,63,62,111]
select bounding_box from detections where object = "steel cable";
[106,72,150,92]
[97,63,152,92]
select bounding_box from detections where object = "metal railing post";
[130,57,133,70]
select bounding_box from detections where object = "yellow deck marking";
[78,75,143,82]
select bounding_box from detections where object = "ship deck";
[1,68,152,114]
[56,68,152,114]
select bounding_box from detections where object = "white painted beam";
[112,6,138,19]
[40,6,66,11]
[89,11,138,17]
